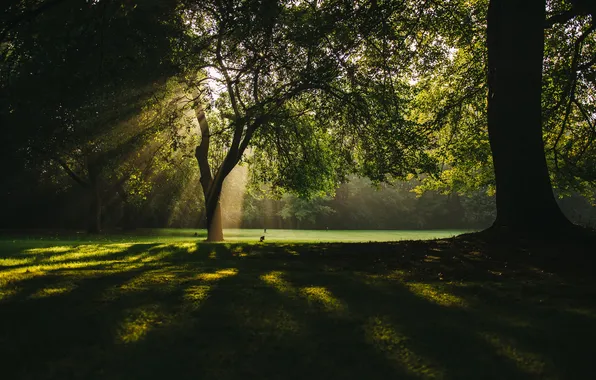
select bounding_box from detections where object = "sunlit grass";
[118,305,168,344]
[0,236,594,379]
[364,316,444,379]
[479,332,552,377]
[260,270,295,295]
[29,283,77,299]
[184,285,211,304]
[110,228,473,242]
[195,268,238,282]
[405,282,468,308]
[300,286,348,316]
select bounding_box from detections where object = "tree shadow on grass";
[1,240,595,379]
[0,243,164,274]
[93,263,412,380]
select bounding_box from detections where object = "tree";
[177,0,438,241]
[406,0,596,235]
[486,0,595,233]
[1,0,188,232]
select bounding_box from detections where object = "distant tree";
[278,194,335,229]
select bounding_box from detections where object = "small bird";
[193,232,198,237]
[260,236,265,242]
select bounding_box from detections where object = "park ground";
[1,229,595,379]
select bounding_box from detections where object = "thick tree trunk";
[195,104,226,242]
[200,179,224,242]
[486,0,572,234]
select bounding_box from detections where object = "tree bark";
[486,0,572,234]
[201,181,224,241]
[195,104,225,241]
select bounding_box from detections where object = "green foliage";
[542,11,596,196]
[278,194,335,225]
[171,0,462,201]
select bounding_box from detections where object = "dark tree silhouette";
[486,0,593,234]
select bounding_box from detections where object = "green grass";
[145,228,474,242]
[0,234,595,379]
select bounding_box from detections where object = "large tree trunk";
[486,0,572,234]
[195,104,225,241]
[199,178,224,241]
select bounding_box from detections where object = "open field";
[0,228,474,244]
[1,235,595,379]
[145,228,475,242]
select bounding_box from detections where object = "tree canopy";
[1,0,595,238]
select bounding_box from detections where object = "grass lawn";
[1,228,473,243]
[147,228,474,242]
[1,232,595,379]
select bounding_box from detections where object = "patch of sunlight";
[0,260,123,279]
[47,243,132,263]
[480,332,551,377]
[300,286,348,316]
[183,285,211,310]
[112,263,145,272]
[405,282,467,308]
[1,271,46,288]
[2,243,138,268]
[423,255,441,262]
[24,246,74,254]
[355,270,407,286]
[260,271,296,294]
[136,249,176,262]
[118,305,169,344]
[196,268,238,282]
[364,316,443,379]
[208,249,217,259]
[0,257,34,267]
[121,244,165,262]
[230,246,249,257]
[0,287,18,301]
[173,242,198,254]
[120,270,180,292]
[29,283,77,299]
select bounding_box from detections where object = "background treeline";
[3,163,595,231]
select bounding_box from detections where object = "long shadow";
[285,269,530,379]
[2,240,595,379]
[0,267,147,379]
[310,270,595,379]
[97,261,415,380]
[442,279,596,378]
[0,243,164,272]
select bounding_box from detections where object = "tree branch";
[578,54,596,71]
[545,10,577,28]
[52,156,90,188]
